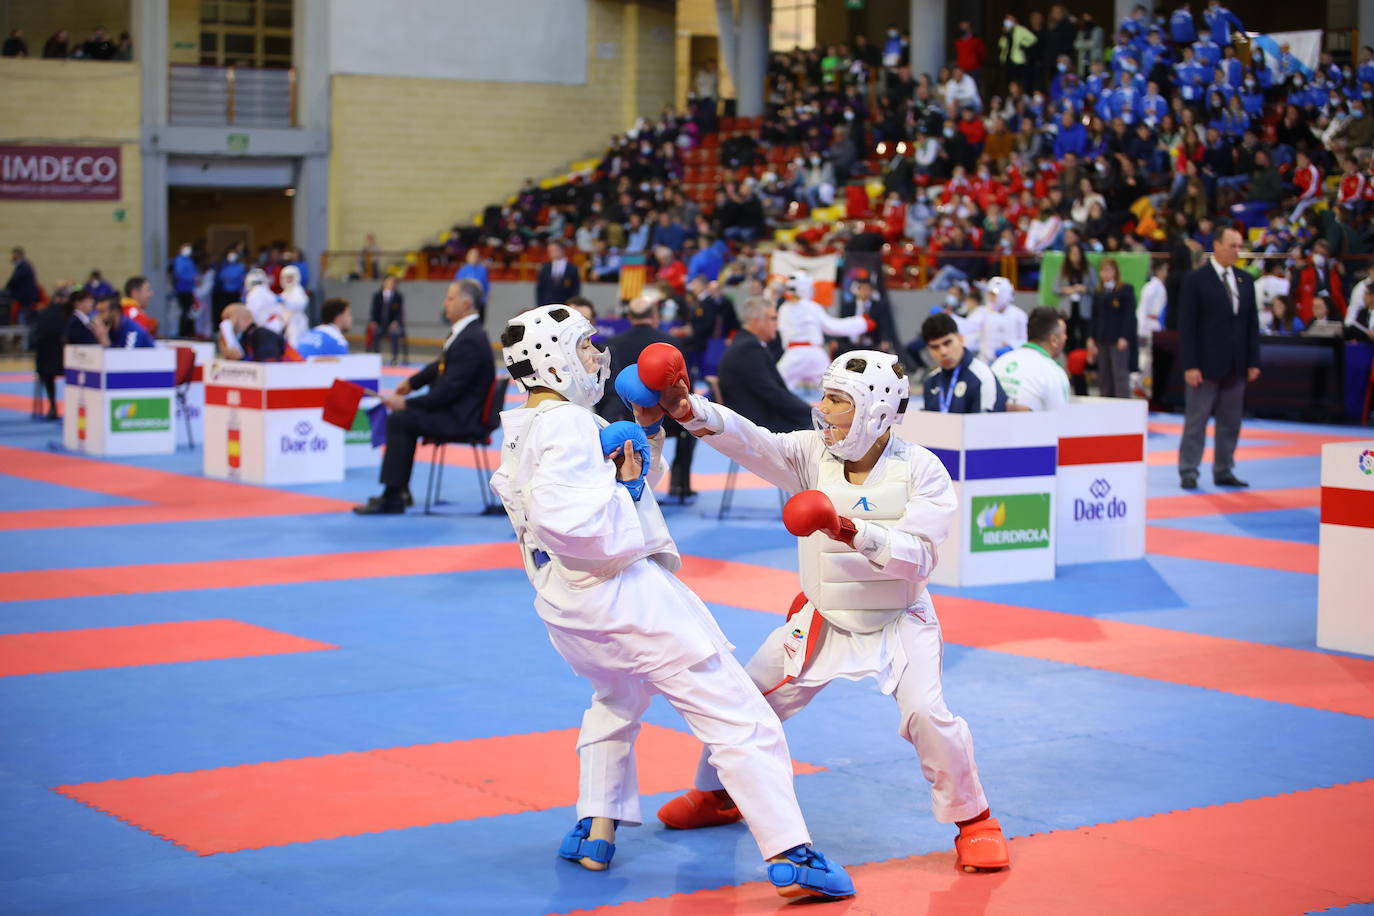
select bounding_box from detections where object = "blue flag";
[366,403,388,448]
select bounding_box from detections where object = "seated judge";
[65,286,109,346]
[920,312,1007,413]
[101,295,155,348]
[218,303,292,361]
[716,295,813,432]
[295,298,353,357]
[354,278,494,515]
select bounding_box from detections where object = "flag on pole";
[770,251,839,305]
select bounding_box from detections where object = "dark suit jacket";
[535,260,581,306]
[717,329,813,433]
[836,292,899,353]
[1178,262,1260,382]
[596,323,687,423]
[370,289,404,327]
[6,258,38,306]
[405,318,495,438]
[1090,284,1139,372]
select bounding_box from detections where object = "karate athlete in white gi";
[776,272,871,400]
[489,305,854,900]
[978,276,1028,363]
[645,345,1011,873]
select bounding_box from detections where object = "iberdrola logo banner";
[970,493,1051,552]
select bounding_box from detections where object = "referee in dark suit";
[355,279,495,514]
[717,296,812,432]
[1177,228,1261,490]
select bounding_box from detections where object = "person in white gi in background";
[649,346,1011,873]
[243,268,283,334]
[776,271,871,401]
[1136,259,1169,392]
[978,276,1028,363]
[992,306,1073,411]
[488,304,854,900]
[278,264,310,346]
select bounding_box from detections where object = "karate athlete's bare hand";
[658,378,691,421]
[632,402,665,428]
[613,441,641,482]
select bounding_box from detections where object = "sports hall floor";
[1,366,1372,915]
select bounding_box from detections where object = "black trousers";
[668,423,696,494]
[175,291,194,337]
[379,408,458,490]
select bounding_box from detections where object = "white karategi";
[490,399,811,858]
[979,304,1028,363]
[776,298,869,394]
[245,284,284,335]
[279,282,310,346]
[679,399,990,824]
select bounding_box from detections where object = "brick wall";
[327,0,675,254]
[0,58,143,292]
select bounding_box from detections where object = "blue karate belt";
[531,549,550,569]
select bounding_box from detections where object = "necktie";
[1223,268,1237,314]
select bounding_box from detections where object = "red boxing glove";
[783,490,858,546]
[863,313,877,334]
[638,342,692,420]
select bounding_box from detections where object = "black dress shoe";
[1180,477,1198,490]
[1213,473,1249,488]
[353,495,405,515]
[403,488,414,507]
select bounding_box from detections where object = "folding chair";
[422,376,510,514]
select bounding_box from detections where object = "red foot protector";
[56,725,823,855]
[0,620,335,677]
[566,780,1374,915]
[954,817,1009,870]
[658,788,743,830]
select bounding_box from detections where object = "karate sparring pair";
[489,304,854,900]
[491,303,1008,901]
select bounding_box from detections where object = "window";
[199,0,293,68]
[771,1,816,52]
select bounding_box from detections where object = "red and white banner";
[770,251,838,306]
[0,145,122,201]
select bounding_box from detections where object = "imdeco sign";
[0,146,121,201]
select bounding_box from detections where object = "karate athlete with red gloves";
[489,305,854,900]
[637,341,1011,873]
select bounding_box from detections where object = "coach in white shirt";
[991,307,1072,411]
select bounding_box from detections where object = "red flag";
[322,379,366,429]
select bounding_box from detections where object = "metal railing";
[169,64,297,127]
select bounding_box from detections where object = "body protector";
[812,350,909,462]
[798,444,921,633]
[801,351,917,634]
[501,304,609,409]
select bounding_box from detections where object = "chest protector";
[798,449,917,633]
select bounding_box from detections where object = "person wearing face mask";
[1295,241,1347,324]
[170,243,198,338]
[655,349,1012,875]
[1288,149,1325,223]
[212,248,244,329]
[978,276,1028,362]
[353,279,493,515]
[998,14,1037,96]
[491,316,855,901]
[1332,99,1374,155]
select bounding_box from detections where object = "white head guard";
[986,276,1014,311]
[813,350,909,461]
[786,271,815,302]
[501,304,609,409]
[245,268,268,290]
[279,265,300,288]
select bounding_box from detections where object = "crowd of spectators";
[446,3,1373,346]
[2,26,132,60]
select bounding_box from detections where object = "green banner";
[970,493,1052,553]
[110,397,171,433]
[1036,251,1152,307]
[346,408,371,445]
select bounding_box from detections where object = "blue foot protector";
[558,817,616,867]
[767,844,855,898]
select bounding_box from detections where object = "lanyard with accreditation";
[936,366,963,413]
